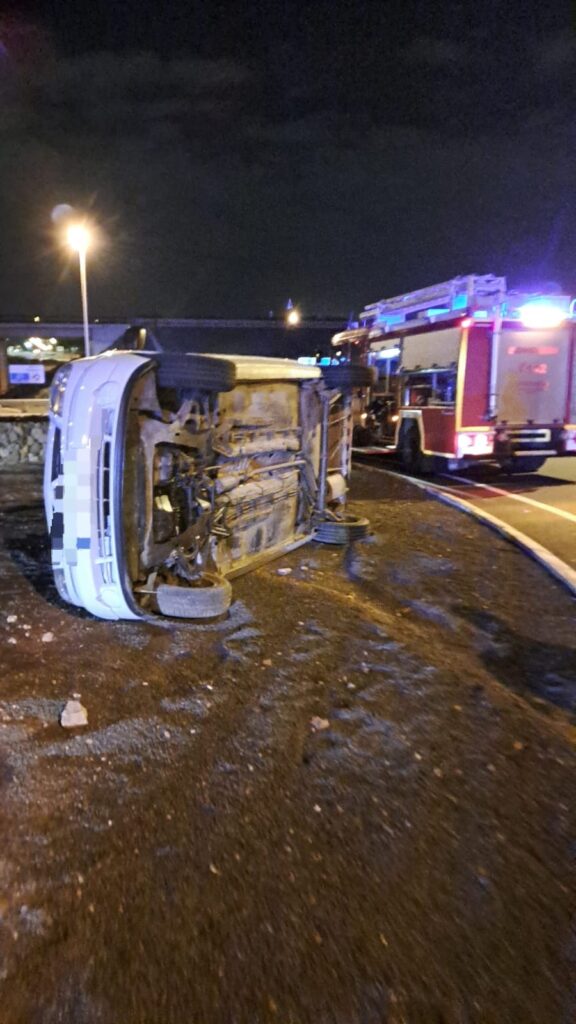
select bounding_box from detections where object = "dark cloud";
[0,30,575,321]
[402,37,468,68]
[535,32,576,76]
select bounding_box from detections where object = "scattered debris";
[262,658,273,668]
[6,615,17,624]
[7,638,17,645]
[41,632,54,644]
[209,863,220,875]
[60,700,88,729]
[310,716,330,732]
[276,567,292,576]
[513,741,525,752]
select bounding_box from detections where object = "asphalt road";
[1,465,576,1023]
[433,457,576,577]
[355,453,576,581]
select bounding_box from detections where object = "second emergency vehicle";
[335,274,576,473]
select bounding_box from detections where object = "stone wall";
[0,419,48,465]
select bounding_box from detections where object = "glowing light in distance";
[519,300,566,329]
[66,223,92,253]
[376,347,400,360]
[286,309,301,326]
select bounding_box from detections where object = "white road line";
[443,474,576,525]
[356,463,576,598]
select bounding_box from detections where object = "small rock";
[276,567,292,576]
[7,638,17,645]
[313,804,322,813]
[41,632,54,644]
[209,863,220,875]
[433,767,444,778]
[6,615,17,624]
[60,700,88,729]
[310,716,330,732]
[262,658,273,668]
[512,741,524,752]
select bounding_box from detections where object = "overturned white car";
[44,351,372,620]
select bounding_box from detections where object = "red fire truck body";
[335,274,576,473]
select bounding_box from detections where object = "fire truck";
[334,274,576,473]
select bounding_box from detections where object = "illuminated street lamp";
[286,298,301,327]
[66,223,92,357]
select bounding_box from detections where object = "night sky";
[0,1,574,319]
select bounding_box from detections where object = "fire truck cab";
[335,274,576,473]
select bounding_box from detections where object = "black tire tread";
[321,364,376,389]
[511,457,547,473]
[153,353,236,392]
[315,514,370,545]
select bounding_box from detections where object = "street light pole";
[78,243,90,358]
[66,223,92,358]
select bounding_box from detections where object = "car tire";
[154,354,236,392]
[155,572,232,618]
[315,514,370,545]
[321,364,376,389]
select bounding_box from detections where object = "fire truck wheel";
[156,573,232,618]
[153,354,237,392]
[510,457,547,474]
[352,425,373,447]
[321,365,376,389]
[315,514,370,545]
[399,423,424,474]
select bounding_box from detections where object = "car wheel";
[321,364,376,389]
[155,572,232,618]
[153,354,236,392]
[314,514,370,545]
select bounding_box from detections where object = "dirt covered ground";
[0,464,576,1024]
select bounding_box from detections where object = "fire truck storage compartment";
[496,326,572,425]
[400,327,461,372]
